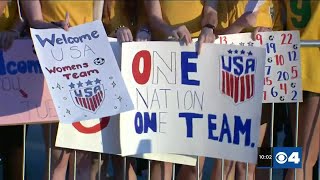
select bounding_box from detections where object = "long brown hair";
[104,0,137,25]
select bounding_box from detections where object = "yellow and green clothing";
[284,1,320,93]
[217,0,273,32]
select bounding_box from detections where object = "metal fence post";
[269,103,275,180]
[22,124,27,180]
[48,124,52,180]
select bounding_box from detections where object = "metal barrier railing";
[4,40,320,180]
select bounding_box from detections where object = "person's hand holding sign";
[168,25,192,45]
[252,26,272,41]
[136,27,151,41]
[115,25,133,43]
[51,12,70,31]
[21,0,71,30]
[197,0,218,54]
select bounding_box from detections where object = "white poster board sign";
[120,42,266,163]
[215,31,302,103]
[30,21,133,123]
[56,39,197,165]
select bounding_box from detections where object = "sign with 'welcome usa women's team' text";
[30,20,133,123]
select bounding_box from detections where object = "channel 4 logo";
[273,147,302,168]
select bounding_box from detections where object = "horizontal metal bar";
[300,40,320,47]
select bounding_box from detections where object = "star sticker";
[248,51,253,56]
[112,81,116,88]
[77,81,83,88]
[69,82,75,89]
[248,42,254,46]
[234,50,238,54]
[95,78,101,84]
[228,49,233,54]
[86,80,93,86]
[56,83,61,90]
[241,50,245,54]
[239,42,245,46]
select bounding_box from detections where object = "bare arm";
[216,0,267,35]
[144,0,172,37]
[145,0,191,44]
[215,11,258,35]
[21,0,62,29]
[201,0,218,28]
[197,0,218,53]
[10,11,26,34]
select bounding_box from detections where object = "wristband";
[139,28,151,35]
[51,21,62,28]
[202,24,215,32]
[115,25,126,34]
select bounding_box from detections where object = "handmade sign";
[56,116,197,165]
[30,20,133,123]
[56,116,121,154]
[0,40,58,125]
[56,39,197,166]
[215,31,302,103]
[120,42,266,163]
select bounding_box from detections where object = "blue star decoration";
[241,50,245,54]
[248,42,254,46]
[228,49,233,54]
[95,78,101,84]
[77,81,83,88]
[234,50,238,54]
[69,82,75,89]
[239,42,245,46]
[86,80,93,86]
[247,51,253,56]
[66,109,71,115]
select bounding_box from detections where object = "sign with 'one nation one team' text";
[56,39,197,165]
[120,42,266,163]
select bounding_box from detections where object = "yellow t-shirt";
[217,0,273,32]
[285,1,320,93]
[154,1,204,40]
[0,2,17,31]
[40,1,93,26]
